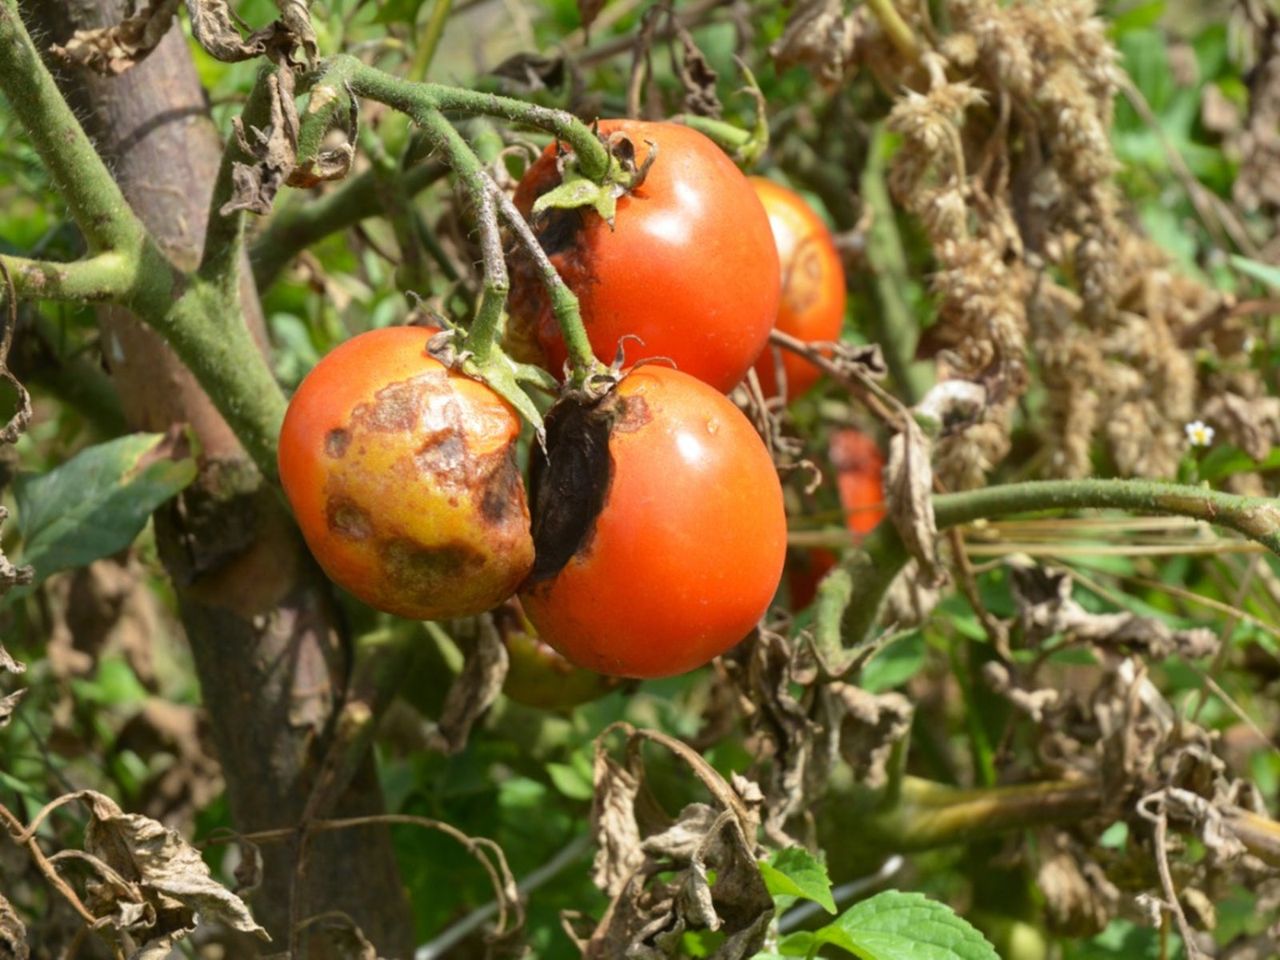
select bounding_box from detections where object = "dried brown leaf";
[221,71,300,216]
[296,911,384,960]
[885,416,942,583]
[675,24,720,118]
[0,893,26,960]
[591,750,644,898]
[51,0,181,75]
[77,790,270,949]
[825,684,913,789]
[423,615,508,755]
[1037,834,1119,938]
[769,0,858,88]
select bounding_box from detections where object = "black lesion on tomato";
[524,391,627,583]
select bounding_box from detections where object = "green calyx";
[531,132,657,228]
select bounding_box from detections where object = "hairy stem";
[842,478,1280,648]
[342,56,611,180]
[0,252,133,302]
[0,1,146,252]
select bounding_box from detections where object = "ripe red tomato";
[749,177,847,400]
[519,365,787,679]
[277,326,533,620]
[509,120,781,393]
[830,428,886,535]
[498,601,622,710]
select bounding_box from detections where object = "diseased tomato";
[749,177,847,400]
[498,601,622,710]
[509,120,781,393]
[519,365,787,679]
[278,326,533,620]
[830,428,886,535]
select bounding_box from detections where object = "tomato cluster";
[278,120,851,687]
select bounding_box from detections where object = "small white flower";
[1185,420,1215,447]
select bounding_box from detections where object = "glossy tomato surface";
[519,365,787,678]
[510,120,781,393]
[749,177,847,400]
[278,326,533,620]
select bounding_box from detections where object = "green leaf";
[760,847,837,915]
[372,0,428,24]
[547,760,594,801]
[12,432,197,587]
[815,890,999,960]
[1231,254,1280,290]
[531,173,619,224]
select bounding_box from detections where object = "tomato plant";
[277,326,534,620]
[497,601,622,710]
[519,365,787,678]
[509,119,781,393]
[750,177,847,401]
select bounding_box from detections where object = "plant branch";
[0,252,133,303]
[0,1,147,253]
[341,56,611,181]
[841,478,1280,649]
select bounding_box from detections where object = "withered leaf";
[221,70,300,217]
[0,893,26,960]
[50,0,181,75]
[885,415,942,584]
[77,790,270,949]
[1036,834,1119,938]
[490,51,567,92]
[422,615,508,755]
[769,0,859,89]
[0,642,24,677]
[675,25,720,118]
[0,691,26,729]
[1012,565,1219,660]
[591,750,644,898]
[273,0,317,64]
[824,684,913,789]
[296,911,384,960]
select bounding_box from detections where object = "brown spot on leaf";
[327,497,372,541]
[325,428,350,459]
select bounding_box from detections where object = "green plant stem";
[864,0,922,64]
[0,1,146,254]
[341,56,611,181]
[415,110,507,359]
[200,65,277,286]
[0,252,134,303]
[249,157,448,290]
[841,478,1280,649]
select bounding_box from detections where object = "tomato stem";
[840,478,1280,653]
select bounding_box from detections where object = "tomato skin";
[830,428,886,535]
[749,178,847,400]
[277,326,534,620]
[510,120,781,393]
[519,366,787,679]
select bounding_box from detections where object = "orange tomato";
[749,178,847,401]
[509,120,781,393]
[277,326,533,620]
[520,365,787,678]
[830,428,886,535]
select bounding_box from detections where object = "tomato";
[830,428,886,535]
[278,326,533,620]
[497,601,622,710]
[749,177,847,400]
[509,120,781,393]
[519,365,787,679]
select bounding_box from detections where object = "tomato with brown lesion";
[278,326,534,620]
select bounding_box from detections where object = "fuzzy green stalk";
[841,478,1280,650]
[0,252,134,303]
[342,57,611,181]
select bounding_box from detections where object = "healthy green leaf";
[815,890,999,960]
[760,848,837,916]
[1231,254,1280,290]
[12,432,197,587]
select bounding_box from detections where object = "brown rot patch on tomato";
[533,208,586,258]
[325,428,351,458]
[356,379,422,433]
[611,394,651,434]
[383,537,486,588]
[326,496,372,540]
[414,428,467,479]
[524,391,623,583]
[480,454,524,526]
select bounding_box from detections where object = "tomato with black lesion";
[278,326,534,621]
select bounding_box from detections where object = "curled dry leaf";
[1036,833,1120,938]
[50,0,181,75]
[769,0,860,88]
[674,24,720,118]
[1011,565,1219,661]
[822,684,913,790]
[885,415,942,584]
[422,615,509,755]
[295,911,385,960]
[222,71,301,217]
[0,893,25,960]
[184,0,312,64]
[72,790,269,951]
[0,632,25,730]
